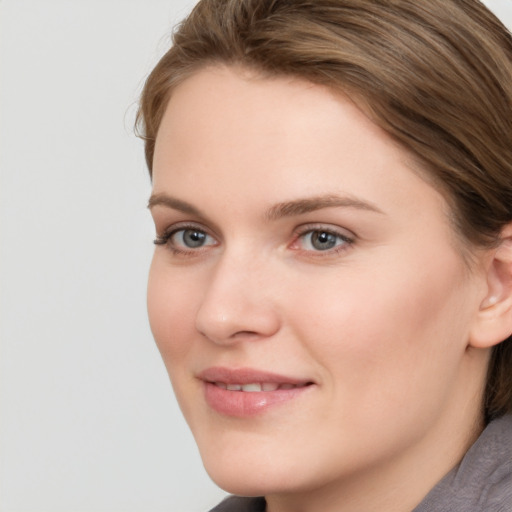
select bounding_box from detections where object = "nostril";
[232,330,260,338]
[198,328,263,344]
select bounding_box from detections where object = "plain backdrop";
[1,1,511,511]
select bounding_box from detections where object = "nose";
[195,251,280,345]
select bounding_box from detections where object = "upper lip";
[198,366,313,386]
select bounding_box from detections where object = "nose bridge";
[195,245,279,344]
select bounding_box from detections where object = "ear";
[469,224,512,349]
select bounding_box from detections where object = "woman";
[137,1,512,510]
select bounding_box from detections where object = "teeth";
[215,382,300,392]
[241,383,262,392]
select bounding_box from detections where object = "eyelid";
[293,222,355,239]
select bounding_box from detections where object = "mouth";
[210,382,309,392]
[198,367,315,417]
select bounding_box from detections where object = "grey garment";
[209,496,266,512]
[209,415,512,512]
[413,414,512,512]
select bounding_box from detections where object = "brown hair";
[137,0,512,421]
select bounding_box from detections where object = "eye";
[172,228,215,249]
[154,225,217,252]
[293,227,353,253]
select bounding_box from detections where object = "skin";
[147,65,495,512]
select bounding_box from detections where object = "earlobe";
[469,224,512,349]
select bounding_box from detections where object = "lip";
[198,367,314,417]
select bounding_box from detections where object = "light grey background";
[1,1,511,511]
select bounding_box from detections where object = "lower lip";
[204,382,311,417]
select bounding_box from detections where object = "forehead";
[153,65,453,229]
[154,66,406,182]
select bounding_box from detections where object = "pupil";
[312,231,336,250]
[183,230,206,248]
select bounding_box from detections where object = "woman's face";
[148,66,488,500]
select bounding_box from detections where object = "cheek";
[287,250,472,404]
[147,256,198,364]
[146,256,208,426]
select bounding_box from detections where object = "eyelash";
[154,223,355,257]
[154,223,217,256]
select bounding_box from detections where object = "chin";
[197,433,332,498]
[208,472,270,497]
[205,464,299,498]
[198,442,276,495]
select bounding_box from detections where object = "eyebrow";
[265,194,384,220]
[148,192,383,219]
[148,193,203,216]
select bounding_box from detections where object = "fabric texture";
[209,415,512,512]
[413,414,512,512]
